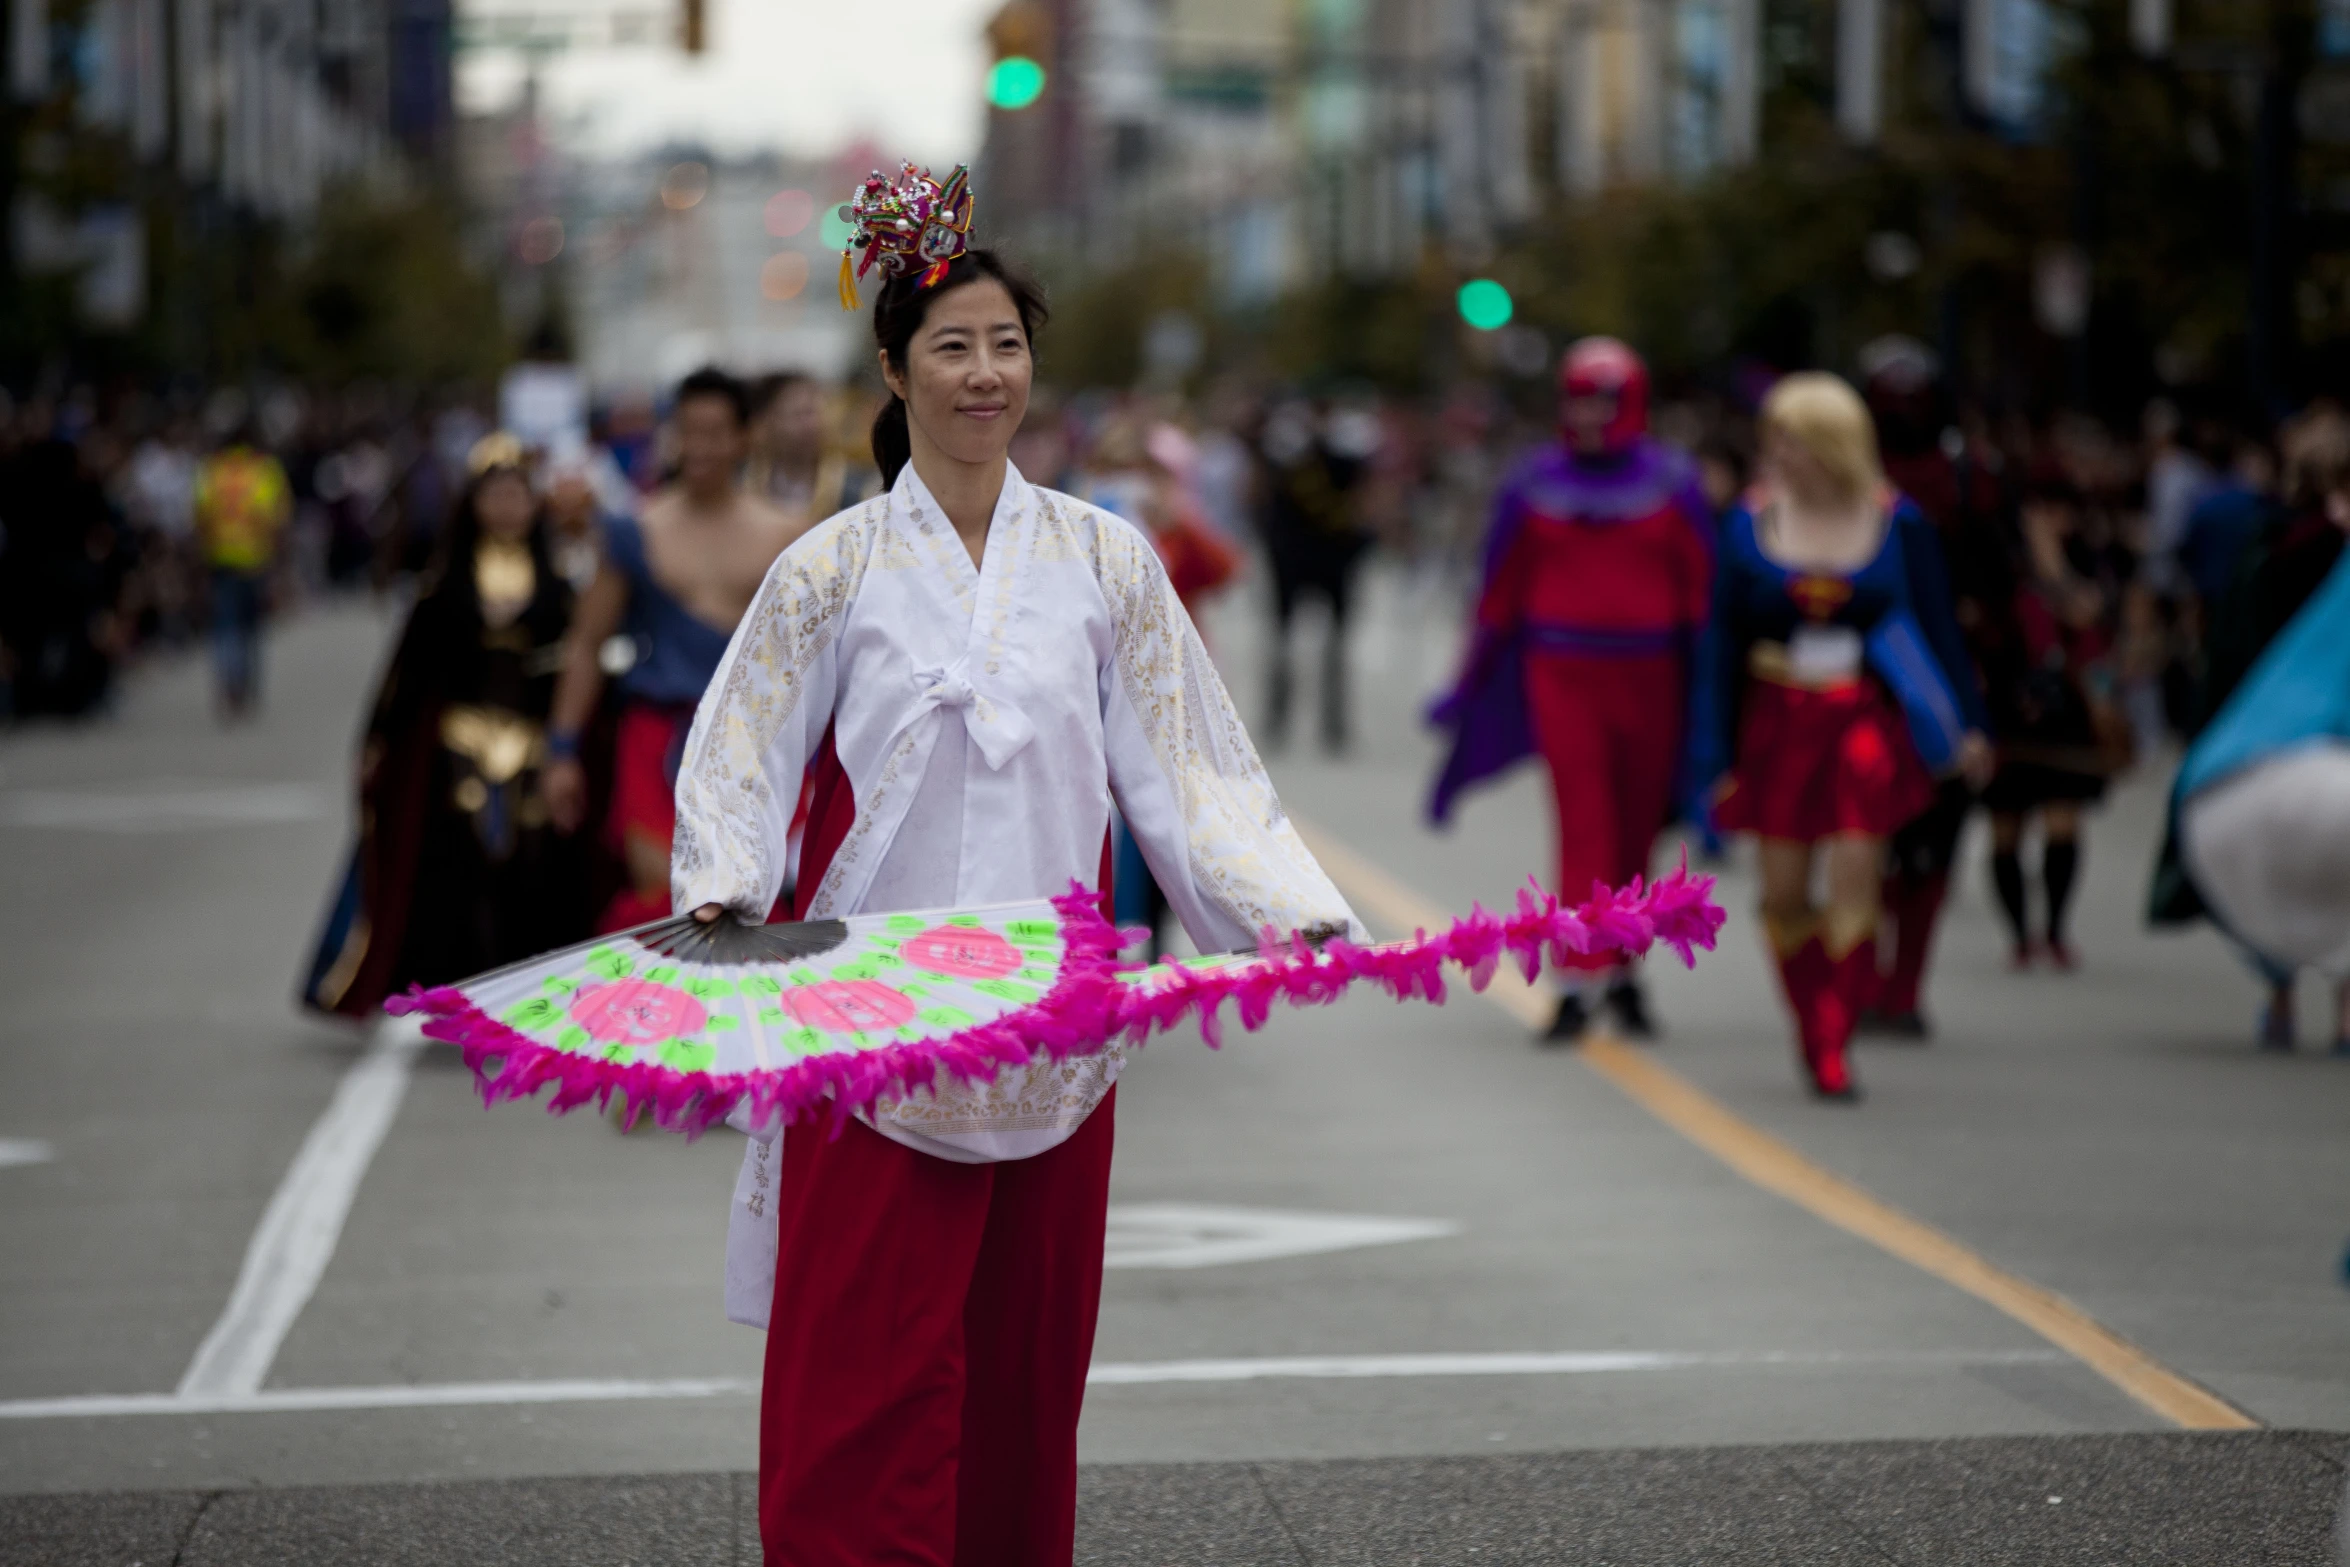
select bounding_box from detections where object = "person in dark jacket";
[302,436,588,1015]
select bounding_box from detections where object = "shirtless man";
[543,367,810,930]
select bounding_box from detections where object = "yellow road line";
[1292,815,2259,1433]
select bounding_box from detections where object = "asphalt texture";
[6,1433,2345,1565]
[4,570,2348,1562]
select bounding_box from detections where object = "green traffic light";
[1457,278,1513,331]
[988,56,1047,111]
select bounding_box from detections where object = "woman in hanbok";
[671,166,1356,1565]
[302,437,588,1015]
[1689,374,1989,1099]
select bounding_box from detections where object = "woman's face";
[476,471,535,542]
[882,279,1031,468]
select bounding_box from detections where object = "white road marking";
[1084,1349,2063,1383]
[175,1023,425,1400]
[0,1378,760,1420]
[0,1349,2066,1420]
[1105,1203,1459,1269]
[0,782,330,832]
[0,1138,54,1169]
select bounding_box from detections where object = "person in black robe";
[302,439,588,1016]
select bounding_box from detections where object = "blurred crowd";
[10,349,2340,776]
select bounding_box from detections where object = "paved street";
[3,578,2348,1563]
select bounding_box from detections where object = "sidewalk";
[8,1431,2343,1565]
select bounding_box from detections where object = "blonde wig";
[1760,372,1884,501]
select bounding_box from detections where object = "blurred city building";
[979,0,2350,422]
[554,151,859,391]
[5,0,419,351]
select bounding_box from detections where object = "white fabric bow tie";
[907,661,1034,770]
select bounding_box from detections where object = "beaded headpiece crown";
[835,162,975,310]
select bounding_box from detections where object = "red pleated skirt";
[1715,676,1935,842]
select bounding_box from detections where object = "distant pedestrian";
[301,436,589,1016]
[2151,410,2350,1049]
[1256,396,1374,753]
[1863,343,2006,1036]
[193,429,291,720]
[1979,472,2128,970]
[2168,548,2350,1053]
[540,368,805,931]
[1689,374,1991,1100]
[0,427,128,718]
[1428,338,1716,1044]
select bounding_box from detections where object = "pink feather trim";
[388,864,1725,1138]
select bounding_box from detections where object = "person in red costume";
[1429,338,1717,1042]
[1860,340,2007,1035]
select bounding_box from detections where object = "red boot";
[1765,917,1841,1097]
[1872,873,1946,1034]
[1811,932,1876,1101]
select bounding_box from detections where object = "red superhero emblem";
[1789,575,1855,621]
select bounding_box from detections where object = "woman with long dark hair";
[301,438,589,1015]
[673,166,1355,1564]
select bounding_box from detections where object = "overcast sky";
[457,0,1002,165]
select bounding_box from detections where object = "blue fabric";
[1523,624,1686,657]
[1685,496,1982,809]
[209,567,266,705]
[1866,609,1966,772]
[2177,485,2280,606]
[1111,821,1154,927]
[2176,549,2350,806]
[605,515,735,706]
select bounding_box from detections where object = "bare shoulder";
[738,491,804,547]
[637,487,685,535]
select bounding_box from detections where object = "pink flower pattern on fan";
[779,979,920,1034]
[569,979,708,1046]
[900,926,1022,980]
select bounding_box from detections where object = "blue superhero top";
[604,513,735,707]
[1687,492,1986,796]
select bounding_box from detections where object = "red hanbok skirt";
[1716,675,1935,842]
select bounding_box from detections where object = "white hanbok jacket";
[668,463,1357,1324]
